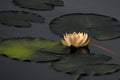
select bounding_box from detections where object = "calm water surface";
[0,0,120,80]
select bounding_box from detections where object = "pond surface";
[0,0,120,80]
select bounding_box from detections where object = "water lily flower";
[61,32,91,48]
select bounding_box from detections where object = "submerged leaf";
[13,0,64,10]
[49,13,120,40]
[0,11,45,27]
[0,38,70,62]
[52,54,120,75]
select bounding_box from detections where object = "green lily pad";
[0,38,70,62]
[13,0,64,10]
[77,64,120,75]
[52,54,120,75]
[0,11,45,27]
[49,13,120,40]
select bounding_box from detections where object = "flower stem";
[70,46,90,55]
[91,43,120,57]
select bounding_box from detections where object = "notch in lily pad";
[0,11,45,27]
[13,0,64,10]
[51,53,120,80]
[49,13,120,40]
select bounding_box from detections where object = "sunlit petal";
[61,32,90,47]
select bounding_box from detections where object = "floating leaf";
[0,11,45,27]
[52,54,120,75]
[13,0,64,10]
[49,13,120,40]
[77,64,120,75]
[0,38,70,62]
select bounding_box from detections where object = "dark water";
[0,0,120,80]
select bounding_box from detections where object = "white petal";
[81,33,88,45]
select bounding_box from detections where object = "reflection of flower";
[61,32,91,48]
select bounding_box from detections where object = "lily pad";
[13,0,64,10]
[0,11,45,27]
[0,38,70,62]
[52,54,120,75]
[49,13,120,40]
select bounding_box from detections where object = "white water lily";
[61,32,91,48]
